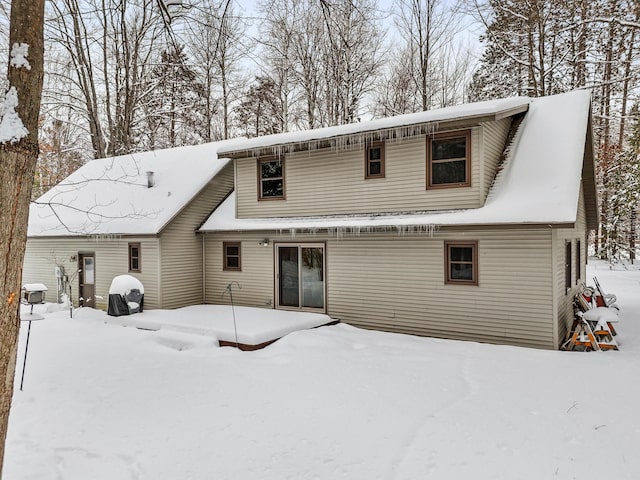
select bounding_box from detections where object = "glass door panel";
[83,257,95,284]
[301,247,324,309]
[278,246,299,307]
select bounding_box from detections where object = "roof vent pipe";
[146,171,155,188]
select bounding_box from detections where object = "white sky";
[231,0,484,63]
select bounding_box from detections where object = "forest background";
[0,0,638,259]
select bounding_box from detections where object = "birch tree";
[0,0,45,474]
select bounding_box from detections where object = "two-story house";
[199,90,598,349]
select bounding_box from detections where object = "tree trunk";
[0,0,45,476]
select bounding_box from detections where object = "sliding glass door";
[276,244,325,312]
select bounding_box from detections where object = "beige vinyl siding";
[204,233,275,308]
[328,229,554,349]
[159,164,234,308]
[552,186,588,346]
[481,118,511,201]
[236,121,508,218]
[22,236,160,309]
[205,227,556,349]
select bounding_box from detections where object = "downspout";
[202,232,206,304]
[550,227,559,349]
[157,235,162,309]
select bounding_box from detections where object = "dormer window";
[427,130,471,188]
[258,156,285,200]
[365,141,385,179]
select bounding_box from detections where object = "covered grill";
[107,275,144,316]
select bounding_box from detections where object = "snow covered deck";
[104,305,336,350]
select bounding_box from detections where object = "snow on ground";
[4,261,640,479]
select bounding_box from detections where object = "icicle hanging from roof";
[239,120,442,159]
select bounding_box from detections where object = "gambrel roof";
[200,90,598,232]
[28,143,230,237]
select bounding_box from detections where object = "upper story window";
[258,156,285,200]
[445,241,478,286]
[427,130,471,188]
[365,141,385,179]
[128,243,141,272]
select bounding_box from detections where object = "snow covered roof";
[29,142,231,236]
[218,96,531,157]
[200,90,596,233]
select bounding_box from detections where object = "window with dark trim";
[427,130,471,188]
[128,243,141,272]
[445,241,478,285]
[565,241,572,291]
[365,141,385,179]
[575,239,581,284]
[223,242,241,271]
[258,157,285,200]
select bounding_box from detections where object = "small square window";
[258,157,285,200]
[223,242,241,271]
[428,130,471,188]
[365,141,385,179]
[445,241,478,285]
[128,243,141,272]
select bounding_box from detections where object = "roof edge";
[201,222,573,234]
[156,159,233,235]
[218,102,531,159]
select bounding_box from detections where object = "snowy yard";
[4,262,640,479]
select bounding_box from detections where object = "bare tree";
[374,45,420,116]
[376,0,472,115]
[47,0,163,158]
[0,0,45,474]
[395,0,466,110]
[258,0,298,132]
[320,0,385,124]
[290,0,325,129]
[192,0,249,140]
